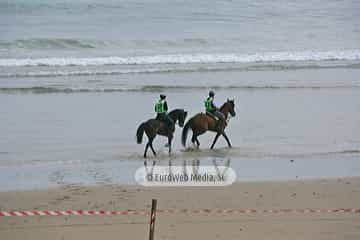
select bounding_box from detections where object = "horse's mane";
[168,108,184,114]
[219,101,228,112]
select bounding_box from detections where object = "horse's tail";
[181,119,192,147]
[136,122,147,144]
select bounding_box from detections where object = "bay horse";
[136,109,188,158]
[182,99,235,149]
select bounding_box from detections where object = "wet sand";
[1,177,360,240]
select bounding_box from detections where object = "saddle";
[155,117,174,134]
[205,112,218,121]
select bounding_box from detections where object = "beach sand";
[1,177,359,240]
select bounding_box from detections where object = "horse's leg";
[149,138,157,156]
[167,135,173,155]
[210,132,221,149]
[144,142,150,158]
[191,133,196,146]
[195,136,200,148]
[191,133,200,148]
[222,132,232,148]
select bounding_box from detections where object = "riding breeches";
[208,110,225,122]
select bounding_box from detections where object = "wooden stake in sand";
[149,199,157,240]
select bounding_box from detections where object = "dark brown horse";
[182,100,236,149]
[136,109,188,158]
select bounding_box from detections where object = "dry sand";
[1,177,360,240]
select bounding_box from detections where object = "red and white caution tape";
[158,208,360,214]
[0,208,359,217]
[0,210,148,217]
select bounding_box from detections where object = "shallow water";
[1,68,360,190]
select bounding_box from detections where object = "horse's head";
[220,99,236,118]
[228,99,236,117]
[168,109,188,127]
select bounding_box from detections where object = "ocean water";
[1,0,360,190]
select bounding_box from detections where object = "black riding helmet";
[209,90,215,97]
[160,94,166,99]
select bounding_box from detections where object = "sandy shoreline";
[1,177,360,240]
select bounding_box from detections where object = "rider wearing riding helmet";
[205,90,226,128]
[155,94,174,133]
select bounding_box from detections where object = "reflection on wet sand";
[139,158,235,186]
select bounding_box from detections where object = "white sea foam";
[1,50,359,67]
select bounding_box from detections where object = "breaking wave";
[1,62,360,78]
[1,50,360,67]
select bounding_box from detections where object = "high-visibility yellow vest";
[205,97,214,111]
[155,100,166,113]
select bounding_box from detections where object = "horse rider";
[155,94,174,133]
[205,90,226,129]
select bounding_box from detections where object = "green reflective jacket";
[155,100,166,113]
[204,97,214,112]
